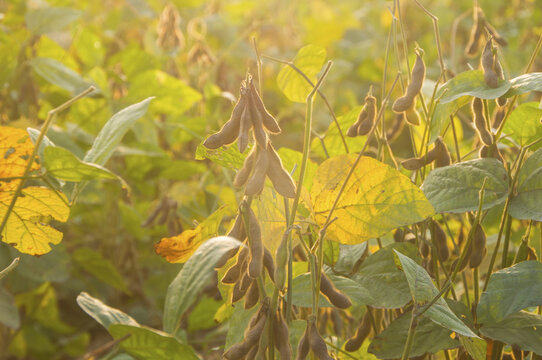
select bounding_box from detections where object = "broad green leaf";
[108,324,199,360]
[76,292,139,329]
[310,106,367,158]
[163,236,242,333]
[84,97,153,165]
[505,72,542,97]
[311,154,434,244]
[254,187,287,254]
[502,103,542,148]
[480,311,542,355]
[16,282,74,334]
[25,7,81,35]
[15,246,70,283]
[277,44,326,103]
[459,336,487,360]
[421,159,508,213]
[368,312,458,359]
[27,127,55,160]
[352,242,419,309]
[509,148,542,220]
[438,70,511,104]
[429,96,470,144]
[334,242,367,274]
[128,70,201,115]
[187,297,222,332]
[291,272,375,307]
[0,187,70,256]
[73,248,130,294]
[44,146,118,182]
[195,141,247,169]
[394,250,478,337]
[30,57,94,95]
[0,286,19,329]
[477,261,542,324]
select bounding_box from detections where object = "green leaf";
[25,7,81,35]
[509,148,542,220]
[368,312,458,359]
[76,292,139,329]
[421,159,509,213]
[44,146,118,182]
[84,97,154,165]
[394,250,478,337]
[128,70,201,115]
[73,248,130,294]
[352,242,419,309]
[438,70,511,104]
[503,102,542,148]
[480,311,542,355]
[0,286,19,329]
[310,106,367,158]
[108,324,199,360]
[163,236,242,333]
[505,72,542,97]
[459,336,487,360]
[195,141,248,169]
[30,57,94,95]
[277,44,326,103]
[291,271,374,307]
[311,154,434,244]
[477,261,542,324]
[429,96,470,144]
[334,242,367,274]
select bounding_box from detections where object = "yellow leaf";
[311,154,434,244]
[155,204,234,263]
[0,126,40,192]
[0,187,70,255]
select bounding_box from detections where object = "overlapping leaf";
[277,44,326,103]
[0,127,40,192]
[311,154,434,244]
[509,148,542,220]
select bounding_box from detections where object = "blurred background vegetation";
[0,0,541,358]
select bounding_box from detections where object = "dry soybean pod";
[233,147,257,188]
[433,136,452,168]
[222,246,249,284]
[245,147,269,196]
[238,104,251,153]
[308,321,333,360]
[227,213,246,240]
[247,207,264,279]
[319,273,352,309]
[296,321,311,360]
[244,279,259,309]
[273,310,292,360]
[392,50,425,113]
[432,220,450,261]
[263,247,275,283]
[479,143,504,163]
[266,142,297,198]
[472,97,493,146]
[223,307,267,359]
[245,345,259,360]
[215,247,241,269]
[357,92,377,136]
[274,230,290,291]
[481,38,499,88]
[249,78,281,134]
[401,156,428,171]
[247,92,269,149]
[492,106,506,128]
[344,312,371,352]
[465,6,483,57]
[346,120,361,137]
[386,113,406,142]
[232,271,250,303]
[239,270,253,292]
[469,224,487,268]
[203,95,246,149]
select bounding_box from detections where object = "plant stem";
[0,257,20,280]
[401,310,417,360]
